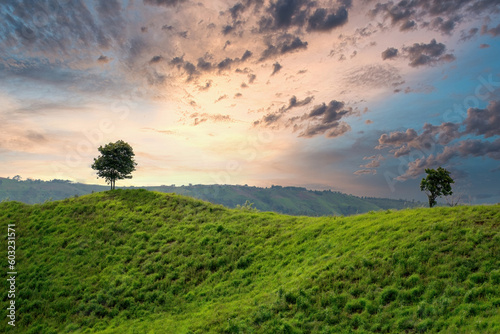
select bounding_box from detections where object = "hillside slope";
[0,177,421,215]
[1,190,499,333]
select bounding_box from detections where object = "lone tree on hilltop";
[91,140,137,190]
[420,167,454,208]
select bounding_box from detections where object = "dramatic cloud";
[402,39,455,67]
[398,138,500,180]
[376,100,500,180]
[254,95,314,126]
[370,0,500,34]
[258,0,349,33]
[464,100,500,138]
[271,62,282,75]
[241,50,253,61]
[260,36,308,61]
[2,0,500,201]
[381,47,399,60]
[307,7,348,31]
[299,100,353,138]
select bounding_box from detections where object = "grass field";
[1,189,499,333]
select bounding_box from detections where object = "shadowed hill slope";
[1,190,499,333]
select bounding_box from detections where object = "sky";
[1,0,500,203]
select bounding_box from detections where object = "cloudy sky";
[1,0,500,203]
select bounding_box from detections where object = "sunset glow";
[1,0,500,202]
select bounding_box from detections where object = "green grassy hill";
[0,177,422,216]
[1,190,499,333]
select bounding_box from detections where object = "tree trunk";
[428,195,435,208]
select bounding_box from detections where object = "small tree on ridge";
[420,167,454,208]
[91,140,137,190]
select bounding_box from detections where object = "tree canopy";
[420,167,454,208]
[91,140,137,190]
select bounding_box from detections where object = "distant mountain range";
[0,177,423,216]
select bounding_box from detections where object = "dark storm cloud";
[143,0,186,7]
[259,36,308,61]
[381,47,398,60]
[271,62,282,75]
[377,129,418,148]
[287,95,314,109]
[398,138,500,180]
[430,17,456,35]
[222,24,236,35]
[298,100,353,138]
[169,49,252,80]
[280,37,308,54]
[241,50,253,61]
[257,0,349,33]
[370,2,414,26]
[197,57,213,72]
[300,121,351,138]
[261,0,309,30]
[255,95,314,126]
[369,0,500,34]
[464,101,500,138]
[376,100,500,180]
[402,39,455,67]
[307,7,348,31]
[399,19,416,31]
[170,56,185,67]
[217,58,234,71]
[377,122,460,154]
[183,61,198,81]
[229,2,246,20]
